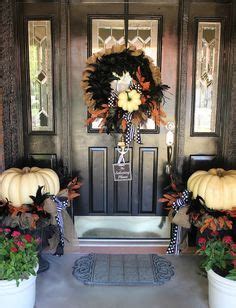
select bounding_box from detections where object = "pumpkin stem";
[126,91,131,101]
[22,167,31,173]
[216,168,224,177]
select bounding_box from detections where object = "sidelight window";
[27,20,54,132]
[192,21,221,134]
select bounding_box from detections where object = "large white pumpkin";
[187,168,236,210]
[0,167,60,207]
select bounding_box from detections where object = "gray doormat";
[72,254,174,286]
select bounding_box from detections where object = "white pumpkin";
[118,89,141,113]
[0,167,60,207]
[187,168,236,210]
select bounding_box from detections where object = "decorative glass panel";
[194,22,221,133]
[28,20,53,132]
[91,18,158,130]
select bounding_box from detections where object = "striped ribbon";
[166,190,190,255]
[123,112,142,145]
[51,195,69,256]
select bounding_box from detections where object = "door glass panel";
[91,18,159,130]
[28,20,54,132]
[193,22,221,133]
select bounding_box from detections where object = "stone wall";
[0,88,4,171]
[0,0,23,170]
[0,3,4,171]
[222,1,236,168]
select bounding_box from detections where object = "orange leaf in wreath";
[86,117,96,125]
[141,96,147,104]
[136,67,150,91]
[89,107,109,117]
[121,119,127,132]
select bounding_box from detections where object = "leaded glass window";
[92,19,158,65]
[27,20,54,132]
[193,22,221,133]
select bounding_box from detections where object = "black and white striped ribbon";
[166,190,190,255]
[123,112,142,145]
[51,195,69,256]
[108,90,118,107]
[172,189,190,212]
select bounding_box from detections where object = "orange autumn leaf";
[225,220,233,229]
[226,208,236,218]
[158,198,170,203]
[200,224,209,233]
[68,192,80,201]
[141,96,147,104]
[200,218,214,233]
[162,194,175,200]
[218,216,225,229]
[210,220,217,232]
[9,205,28,218]
[121,119,127,132]
[136,66,150,91]
[89,107,109,117]
[30,214,39,229]
[86,117,96,125]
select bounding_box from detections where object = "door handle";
[165,122,175,174]
[165,122,175,146]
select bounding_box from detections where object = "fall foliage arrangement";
[81,45,169,145]
[0,176,82,256]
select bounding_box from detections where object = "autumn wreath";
[81,45,169,145]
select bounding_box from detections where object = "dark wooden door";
[70,1,178,216]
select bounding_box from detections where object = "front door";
[70,2,178,228]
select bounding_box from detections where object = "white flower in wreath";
[118,89,141,113]
[110,72,132,92]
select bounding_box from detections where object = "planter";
[0,265,38,308]
[208,269,236,308]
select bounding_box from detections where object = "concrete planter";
[208,269,236,308]
[0,266,38,308]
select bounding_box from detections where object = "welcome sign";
[113,163,132,181]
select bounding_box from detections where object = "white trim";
[72,238,170,247]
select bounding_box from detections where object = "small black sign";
[113,163,132,181]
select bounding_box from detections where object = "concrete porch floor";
[36,253,208,308]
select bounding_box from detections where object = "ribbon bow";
[166,190,190,255]
[51,195,69,256]
[123,112,142,145]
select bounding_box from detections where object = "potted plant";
[0,228,39,308]
[197,234,236,308]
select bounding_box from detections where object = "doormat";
[72,254,174,286]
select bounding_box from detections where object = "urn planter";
[0,265,38,308]
[208,269,236,308]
